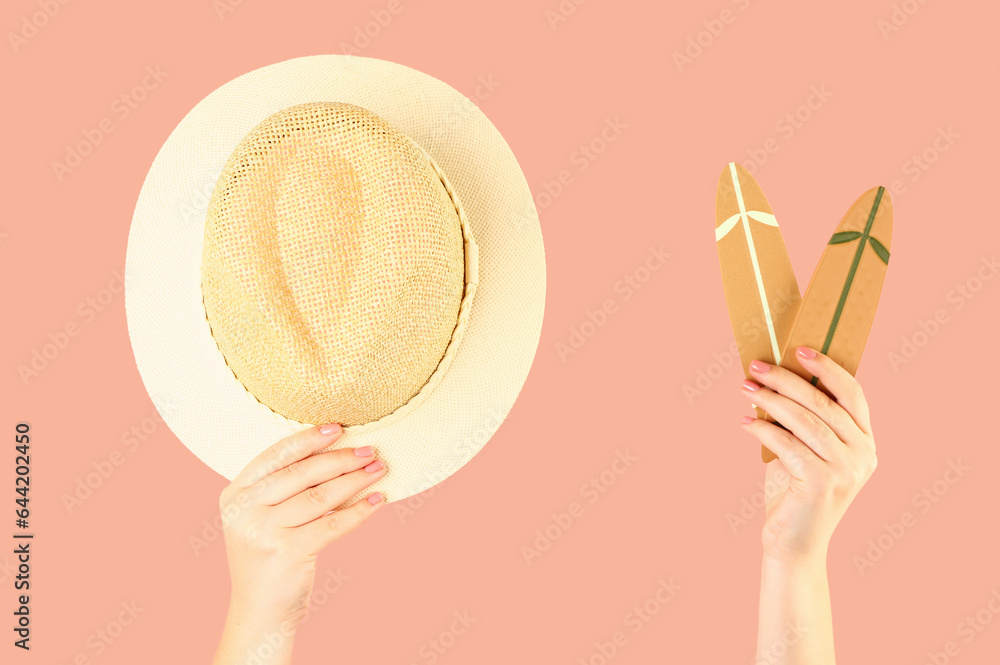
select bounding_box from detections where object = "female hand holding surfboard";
[715,163,888,665]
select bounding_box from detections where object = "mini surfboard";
[715,163,801,460]
[759,186,893,460]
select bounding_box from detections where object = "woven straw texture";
[202,102,466,426]
[125,56,546,505]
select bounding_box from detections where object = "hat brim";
[124,55,546,504]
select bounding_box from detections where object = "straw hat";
[124,56,546,505]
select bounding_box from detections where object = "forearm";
[755,553,835,665]
[212,604,298,665]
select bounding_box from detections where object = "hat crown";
[201,102,468,426]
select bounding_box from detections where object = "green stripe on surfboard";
[810,186,888,386]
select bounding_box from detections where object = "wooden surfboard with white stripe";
[715,163,801,460]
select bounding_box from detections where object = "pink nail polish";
[797,346,817,359]
[742,379,760,392]
[749,360,770,373]
[367,492,383,505]
[741,415,755,425]
[364,459,384,473]
[354,446,374,457]
[319,423,341,435]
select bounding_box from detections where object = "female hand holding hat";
[212,424,383,665]
[126,56,545,665]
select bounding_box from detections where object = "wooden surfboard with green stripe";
[760,186,893,461]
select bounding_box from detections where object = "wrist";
[226,593,303,639]
[761,547,828,571]
[763,541,829,568]
[215,599,299,665]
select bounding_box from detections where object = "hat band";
[204,144,479,433]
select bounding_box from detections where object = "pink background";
[4,0,999,663]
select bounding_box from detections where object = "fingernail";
[741,415,756,425]
[364,459,384,473]
[367,492,383,505]
[749,360,770,373]
[319,423,342,436]
[354,446,374,457]
[797,346,817,359]
[742,379,760,392]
